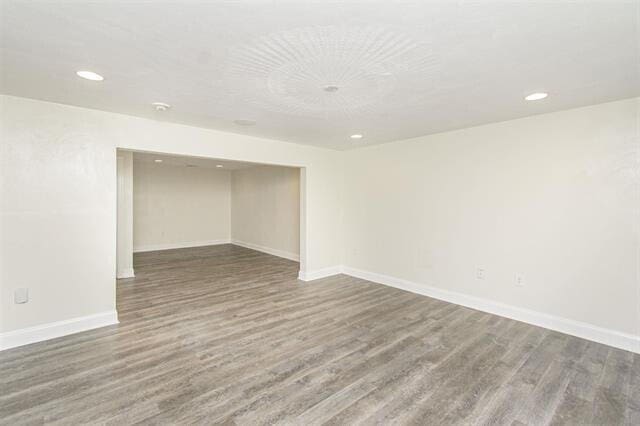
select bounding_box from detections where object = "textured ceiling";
[1,1,638,150]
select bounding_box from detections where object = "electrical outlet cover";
[14,288,29,304]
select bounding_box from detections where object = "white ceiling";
[131,151,260,171]
[1,1,638,150]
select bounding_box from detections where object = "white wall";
[342,98,640,348]
[231,166,300,261]
[1,97,119,337]
[0,94,343,339]
[116,151,134,278]
[133,161,230,252]
[1,93,638,353]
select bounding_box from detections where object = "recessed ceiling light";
[350,134,363,139]
[323,85,340,93]
[152,102,171,111]
[525,92,548,101]
[216,165,223,168]
[76,70,104,81]
[234,119,256,126]
[154,159,163,163]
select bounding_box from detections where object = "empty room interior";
[118,151,301,282]
[0,1,638,425]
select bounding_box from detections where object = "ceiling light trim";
[76,70,104,81]
[525,92,549,101]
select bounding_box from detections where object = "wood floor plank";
[0,244,637,425]
[589,347,634,425]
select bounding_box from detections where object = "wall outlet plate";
[476,267,485,280]
[515,273,525,287]
[14,288,29,304]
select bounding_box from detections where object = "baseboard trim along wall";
[339,266,639,354]
[116,268,135,279]
[297,265,639,354]
[298,266,343,282]
[0,310,119,351]
[232,239,300,262]
[4,266,635,354]
[133,239,230,253]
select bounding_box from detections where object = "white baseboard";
[0,310,119,351]
[133,239,230,253]
[116,268,135,279]
[298,265,342,281]
[341,266,640,354]
[232,239,299,262]
[4,267,634,354]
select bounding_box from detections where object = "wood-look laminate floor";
[1,245,638,425]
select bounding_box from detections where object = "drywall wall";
[231,166,300,260]
[2,92,638,353]
[116,151,134,278]
[0,94,343,341]
[133,161,231,252]
[342,98,640,346]
[1,97,119,339]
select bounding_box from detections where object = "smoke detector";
[152,102,171,112]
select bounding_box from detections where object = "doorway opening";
[116,149,306,282]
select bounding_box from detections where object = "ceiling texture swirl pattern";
[226,25,438,119]
[1,1,638,149]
